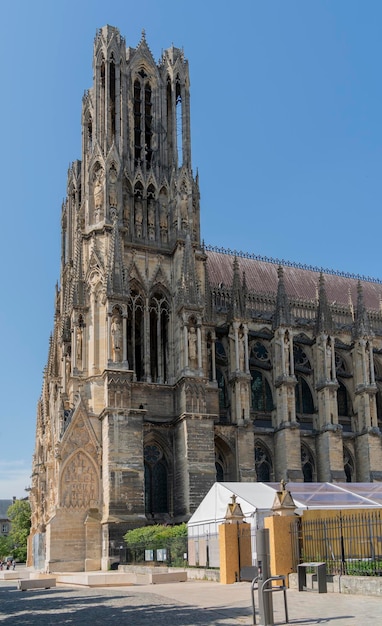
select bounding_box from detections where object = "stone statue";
[188,326,197,366]
[93,169,104,219]
[76,327,83,364]
[135,198,143,238]
[109,166,118,208]
[111,316,122,361]
[180,192,188,229]
[147,198,155,240]
[160,201,168,241]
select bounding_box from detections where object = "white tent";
[187,482,382,567]
[188,481,382,537]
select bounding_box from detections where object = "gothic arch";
[337,380,352,418]
[255,440,273,482]
[216,367,229,413]
[149,286,170,383]
[144,440,170,518]
[295,374,315,416]
[59,449,99,509]
[335,350,352,377]
[343,446,355,482]
[250,369,273,412]
[215,435,235,482]
[127,282,145,380]
[293,343,312,372]
[301,444,315,482]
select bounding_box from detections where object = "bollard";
[257,528,274,626]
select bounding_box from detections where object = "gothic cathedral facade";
[30,26,382,572]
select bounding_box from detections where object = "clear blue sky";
[1,0,381,498]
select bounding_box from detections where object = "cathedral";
[29,25,382,572]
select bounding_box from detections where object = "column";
[289,333,295,376]
[280,329,286,375]
[184,324,189,369]
[157,307,162,382]
[197,325,202,371]
[73,326,78,370]
[211,332,216,382]
[107,313,112,362]
[369,342,375,384]
[144,298,150,381]
[234,323,239,371]
[331,337,336,382]
[89,292,96,373]
[243,325,249,374]
[123,314,128,364]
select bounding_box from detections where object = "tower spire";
[316,272,333,334]
[353,280,372,338]
[273,265,291,329]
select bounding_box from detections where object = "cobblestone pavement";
[1,577,382,625]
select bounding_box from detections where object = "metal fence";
[110,536,188,568]
[291,510,382,576]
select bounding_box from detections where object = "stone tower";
[30,26,217,572]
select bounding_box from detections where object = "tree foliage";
[0,535,12,560]
[124,523,187,547]
[6,499,31,561]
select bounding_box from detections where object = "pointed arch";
[147,183,156,240]
[301,444,315,482]
[127,281,145,381]
[175,74,183,167]
[293,343,312,372]
[255,440,273,482]
[60,449,99,509]
[149,286,170,383]
[215,435,235,482]
[216,367,228,412]
[295,375,314,416]
[144,440,169,517]
[337,380,352,418]
[250,369,273,412]
[343,446,355,483]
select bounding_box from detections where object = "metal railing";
[110,536,188,568]
[291,510,382,576]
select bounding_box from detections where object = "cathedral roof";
[206,248,382,312]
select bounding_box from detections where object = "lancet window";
[149,290,169,383]
[295,375,314,416]
[176,76,182,166]
[337,381,351,421]
[144,444,168,515]
[217,369,228,411]
[133,70,153,168]
[215,437,235,481]
[109,54,116,138]
[251,370,273,412]
[255,441,272,482]
[127,288,145,381]
[301,444,315,482]
[343,447,354,482]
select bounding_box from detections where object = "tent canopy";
[188,482,382,533]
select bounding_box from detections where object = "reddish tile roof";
[206,250,382,312]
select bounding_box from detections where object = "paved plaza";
[1,574,382,625]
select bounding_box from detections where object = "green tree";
[7,499,31,562]
[0,535,12,560]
